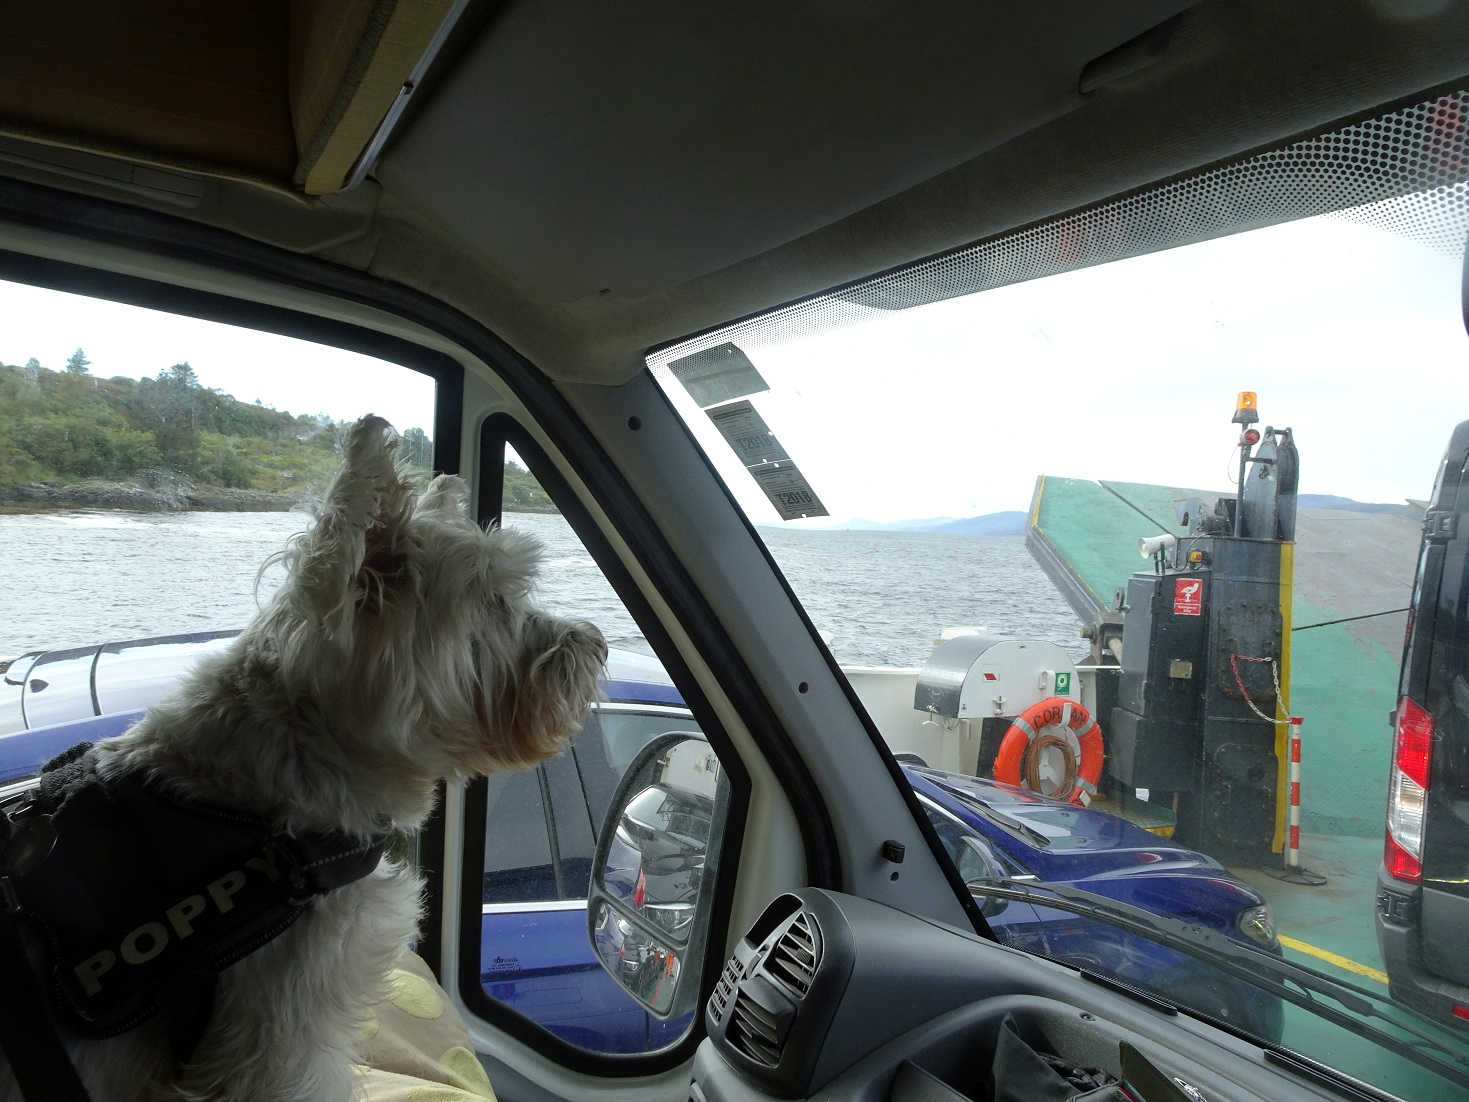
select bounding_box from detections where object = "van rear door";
[1413,420,1469,987]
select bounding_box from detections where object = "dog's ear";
[483,525,543,602]
[507,616,608,761]
[294,415,416,628]
[328,415,408,531]
[414,474,470,518]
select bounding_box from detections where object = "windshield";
[650,91,1469,1095]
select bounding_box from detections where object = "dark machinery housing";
[1060,397,1299,864]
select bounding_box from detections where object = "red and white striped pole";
[1285,716,1304,870]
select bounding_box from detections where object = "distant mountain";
[1297,494,1422,519]
[835,494,1413,537]
[842,516,961,531]
[928,512,1028,535]
[841,511,1027,535]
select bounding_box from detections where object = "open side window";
[453,413,747,1069]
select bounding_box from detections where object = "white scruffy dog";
[0,415,607,1101]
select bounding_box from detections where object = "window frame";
[457,413,751,1074]
[0,243,467,973]
[0,185,843,1074]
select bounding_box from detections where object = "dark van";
[1376,416,1469,1027]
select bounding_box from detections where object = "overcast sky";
[656,200,1469,525]
[2,197,1465,527]
[0,283,437,434]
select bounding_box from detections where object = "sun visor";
[291,0,459,195]
[0,0,459,196]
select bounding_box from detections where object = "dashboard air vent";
[766,911,820,998]
[728,987,785,1066]
[708,957,744,1024]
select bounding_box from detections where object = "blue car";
[0,633,1283,1050]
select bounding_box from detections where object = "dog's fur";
[0,416,607,1102]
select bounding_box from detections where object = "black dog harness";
[0,743,389,1100]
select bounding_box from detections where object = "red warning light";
[1242,429,1261,446]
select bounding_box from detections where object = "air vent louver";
[728,989,785,1065]
[766,912,819,998]
[708,957,744,1023]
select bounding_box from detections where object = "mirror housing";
[958,835,1010,918]
[587,732,730,1019]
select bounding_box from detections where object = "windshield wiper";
[968,877,1469,1093]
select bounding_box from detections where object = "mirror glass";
[588,734,728,1017]
[590,901,684,1015]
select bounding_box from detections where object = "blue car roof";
[0,650,681,782]
[0,710,144,783]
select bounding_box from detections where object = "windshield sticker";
[748,462,828,520]
[668,343,769,408]
[706,400,790,466]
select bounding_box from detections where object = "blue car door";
[477,704,701,1054]
[478,734,652,1053]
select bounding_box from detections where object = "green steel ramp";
[1027,475,1419,838]
[1030,477,1445,1098]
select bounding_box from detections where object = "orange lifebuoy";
[993,696,1104,806]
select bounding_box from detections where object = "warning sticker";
[707,400,790,466]
[668,343,769,408]
[1173,578,1203,616]
[748,462,828,520]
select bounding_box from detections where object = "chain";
[1229,653,1295,726]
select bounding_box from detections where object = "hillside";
[0,356,538,510]
[1296,493,1421,519]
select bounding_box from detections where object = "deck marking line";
[1278,934,1389,985]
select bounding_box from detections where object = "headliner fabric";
[360,0,1469,384]
[378,0,1195,304]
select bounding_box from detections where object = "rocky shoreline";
[0,480,299,513]
[0,482,566,515]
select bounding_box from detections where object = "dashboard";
[690,889,1352,1102]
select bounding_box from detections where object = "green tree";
[161,362,198,388]
[127,364,202,472]
[0,359,366,496]
[65,348,91,375]
[503,459,553,511]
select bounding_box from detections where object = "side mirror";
[958,835,1009,918]
[587,732,730,1018]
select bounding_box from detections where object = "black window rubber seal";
[462,415,750,1072]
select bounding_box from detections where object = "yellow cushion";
[356,952,497,1102]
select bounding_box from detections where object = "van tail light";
[634,868,646,908]
[1385,696,1434,883]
